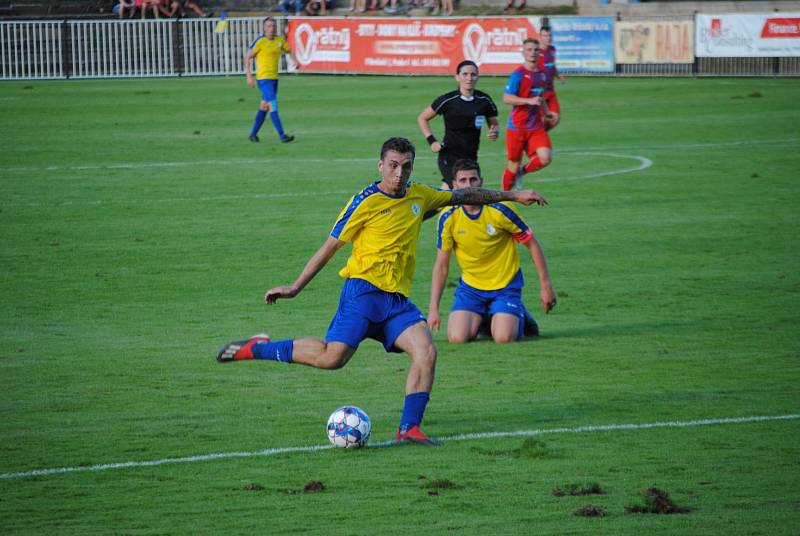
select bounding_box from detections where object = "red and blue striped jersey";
[503,66,548,131]
[538,45,557,94]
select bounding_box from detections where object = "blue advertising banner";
[549,17,615,72]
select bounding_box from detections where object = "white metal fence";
[0,17,277,79]
[1,17,798,79]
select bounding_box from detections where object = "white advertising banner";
[696,13,800,57]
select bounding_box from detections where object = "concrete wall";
[577,0,800,17]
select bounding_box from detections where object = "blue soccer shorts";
[257,79,279,102]
[326,278,426,353]
[451,270,526,339]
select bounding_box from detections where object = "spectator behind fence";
[280,0,305,16]
[304,0,333,15]
[117,0,136,17]
[169,0,213,17]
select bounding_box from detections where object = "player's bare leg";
[490,312,521,343]
[393,321,437,395]
[393,321,440,445]
[446,310,483,343]
[290,339,356,370]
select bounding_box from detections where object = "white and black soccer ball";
[326,406,371,448]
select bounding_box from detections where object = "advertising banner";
[549,17,614,72]
[615,21,694,64]
[696,13,800,57]
[287,17,542,75]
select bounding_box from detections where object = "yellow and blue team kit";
[249,35,289,79]
[436,202,532,291]
[331,181,453,297]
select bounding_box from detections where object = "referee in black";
[418,60,500,189]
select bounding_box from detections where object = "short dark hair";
[523,37,540,47]
[456,60,478,74]
[380,137,416,161]
[451,158,481,181]
[263,17,275,24]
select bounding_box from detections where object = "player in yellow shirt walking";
[428,159,556,343]
[216,138,548,445]
[244,17,297,144]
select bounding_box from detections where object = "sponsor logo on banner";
[293,22,351,65]
[696,12,800,57]
[615,21,693,64]
[761,18,800,38]
[462,22,531,65]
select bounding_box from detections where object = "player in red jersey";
[538,26,565,131]
[501,38,554,191]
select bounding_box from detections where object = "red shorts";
[506,128,551,161]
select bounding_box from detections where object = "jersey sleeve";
[504,70,523,95]
[280,37,290,53]
[419,183,454,212]
[249,36,263,51]
[436,208,456,251]
[431,93,448,115]
[330,194,367,243]
[493,203,532,243]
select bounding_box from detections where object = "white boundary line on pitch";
[1,414,797,481]
[1,153,649,208]
[0,137,795,174]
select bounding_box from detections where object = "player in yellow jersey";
[428,159,556,343]
[244,18,297,144]
[216,137,548,446]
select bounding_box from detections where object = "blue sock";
[252,339,293,363]
[399,392,430,432]
[269,111,286,138]
[251,109,267,137]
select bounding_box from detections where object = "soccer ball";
[326,406,371,448]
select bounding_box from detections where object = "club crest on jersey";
[411,203,421,216]
[486,224,496,235]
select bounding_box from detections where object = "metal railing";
[0,17,278,79]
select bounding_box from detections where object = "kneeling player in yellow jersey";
[428,158,556,344]
[217,138,548,446]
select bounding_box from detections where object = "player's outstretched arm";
[524,235,556,313]
[428,249,452,332]
[450,188,548,207]
[265,236,345,304]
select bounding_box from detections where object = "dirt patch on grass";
[573,504,606,517]
[474,438,555,459]
[421,478,462,496]
[553,482,605,497]
[625,487,691,514]
[284,480,326,495]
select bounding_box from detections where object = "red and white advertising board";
[287,17,542,75]
[696,13,800,57]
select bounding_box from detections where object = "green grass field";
[1,74,799,534]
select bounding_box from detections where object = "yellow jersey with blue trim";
[436,202,533,291]
[331,181,453,297]
[249,35,290,80]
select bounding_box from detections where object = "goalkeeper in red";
[429,159,556,343]
[216,137,548,446]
